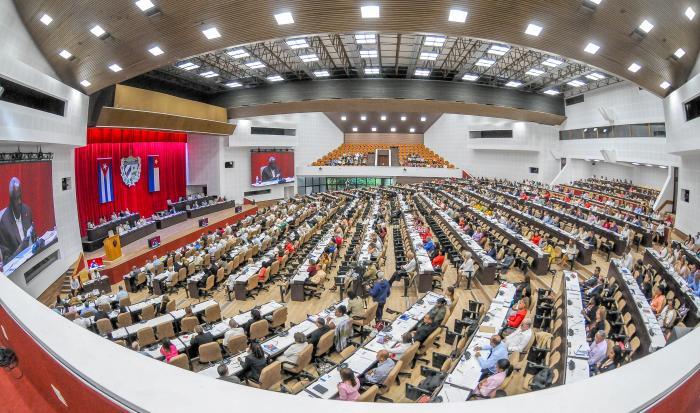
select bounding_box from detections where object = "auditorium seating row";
[312,144,454,168]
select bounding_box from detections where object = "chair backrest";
[178,268,187,283]
[246,275,258,291]
[119,296,131,307]
[216,267,225,283]
[205,275,215,291]
[137,272,147,285]
[156,321,176,340]
[169,353,190,370]
[257,361,282,390]
[166,299,177,313]
[315,330,335,356]
[270,307,288,329]
[440,358,453,373]
[198,342,223,363]
[137,327,157,347]
[96,318,113,335]
[117,312,132,328]
[141,305,156,321]
[420,327,441,353]
[204,305,222,323]
[249,319,270,341]
[339,345,356,360]
[363,302,378,326]
[379,360,403,394]
[181,316,199,333]
[358,385,378,402]
[291,344,313,372]
[226,334,248,354]
[399,342,420,371]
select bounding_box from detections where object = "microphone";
[568,360,576,370]
[568,328,574,336]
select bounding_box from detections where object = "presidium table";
[186,200,236,218]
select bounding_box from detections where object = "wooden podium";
[103,235,122,260]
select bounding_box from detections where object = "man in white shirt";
[457,252,474,287]
[222,319,245,347]
[504,319,533,353]
[622,247,634,271]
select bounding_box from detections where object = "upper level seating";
[313,144,454,168]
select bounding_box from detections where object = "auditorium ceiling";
[325,112,442,134]
[15,0,699,99]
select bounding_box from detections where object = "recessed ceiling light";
[660,81,671,89]
[627,63,642,73]
[525,23,543,36]
[177,62,199,70]
[415,68,431,77]
[475,58,495,67]
[360,50,378,58]
[390,127,397,132]
[658,165,668,169]
[225,81,242,88]
[352,127,358,132]
[400,116,407,121]
[505,81,522,87]
[686,6,696,20]
[108,63,122,72]
[587,0,602,4]
[487,45,510,56]
[371,127,377,132]
[542,58,563,67]
[644,164,653,167]
[424,36,446,47]
[355,33,376,44]
[59,49,72,59]
[584,42,600,54]
[567,80,586,87]
[462,73,479,81]
[80,80,91,87]
[90,25,106,37]
[227,49,249,59]
[341,115,347,121]
[585,72,606,80]
[40,14,53,25]
[135,0,155,12]
[420,116,427,122]
[543,89,560,95]
[246,61,266,69]
[286,38,308,49]
[202,27,221,39]
[638,19,654,33]
[361,115,367,121]
[448,9,468,23]
[674,48,686,59]
[199,71,218,78]
[632,162,641,166]
[365,67,380,74]
[313,70,330,77]
[299,53,319,62]
[267,75,284,82]
[419,52,438,61]
[409,127,416,133]
[361,5,380,18]
[274,12,294,25]
[526,68,545,76]
[148,46,164,56]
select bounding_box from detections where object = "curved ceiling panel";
[15,0,699,97]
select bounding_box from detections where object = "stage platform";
[86,205,257,284]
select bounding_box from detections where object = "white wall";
[676,153,700,235]
[187,113,343,204]
[0,0,87,297]
[424,114,560,182]
[562,82,665,130]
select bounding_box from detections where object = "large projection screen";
[250,151,295,187]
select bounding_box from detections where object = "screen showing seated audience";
[0,161,58,275]
[250,151,295,187]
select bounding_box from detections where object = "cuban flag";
[148,155,160,192]
[97,158,114,203]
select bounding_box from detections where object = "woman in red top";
[284,240,295,254]
[530,233,542,246]
[506,300,528,328]
[159,338,178,362]
[432,249,445,269]
[258,265,267,281]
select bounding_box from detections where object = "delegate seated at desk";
[238,342,267,382]
[362,349,395,384]
[474,335,508,379]
[189,325,214,358]
[410,314,438,343]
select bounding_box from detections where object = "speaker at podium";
[103,234,122,260]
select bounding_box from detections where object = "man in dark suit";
[411,314,438,343]
[0,177,35,263]
[260,157,281,182]
[308,318,330,350]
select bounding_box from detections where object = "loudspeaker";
[224,161,234,168]
[600,149,617,163]
[61,177,71,191]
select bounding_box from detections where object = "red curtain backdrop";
[75,128,187,237]
[0,161,55,238]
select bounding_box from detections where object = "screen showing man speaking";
[0,161,58,275]
[250,151,295,187]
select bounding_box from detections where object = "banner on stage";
[148,155,160,192]
[97,158,114,204]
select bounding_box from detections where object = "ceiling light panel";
[267,75,284,82]
[371,127,377,132]
[59,49,72,59]
[225,81,242,88]
[543,89,560,95]
[505,81,522,87]
[108,63,122,72]
[475,58,495,67]
[199,71,218,78]
[525,23,543,36]
[135,0,155,11]
[419,52,438,61]
[628,62,642,73]
[414,69,431,77]
[245,61,266,69]
[80,80,91,87]
[400,116,407,121]
[361,5,380,18]
[360,50,378,58]
[462,74,479,81]
[526,68,544,76]
[202,27,221,39]
[390,127,396,132]
[686,7,696,20]
[177,62,199,70]
[299,54,319,62]
[313,70,330,77]
[585,72,606,80]
[567,80,586,87]
[90,25,106,37]
[584,42,600,54]
[638,19,654,33]
[380,115,387,121]
[148,46,164,56]
[274,12,294,25]
[409,128,416,133]
[448,9,468,23]
[660,81,671,89]
[40,14,53,25]
[674,48,686,59]
[355,33,376,44]
[542,58,563,67]
[487,45,510,56]
[365,67,380,74]
[228,49,249,58]
[424,36,446,47]
[286,38,308,49]
[420,116,427,122]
